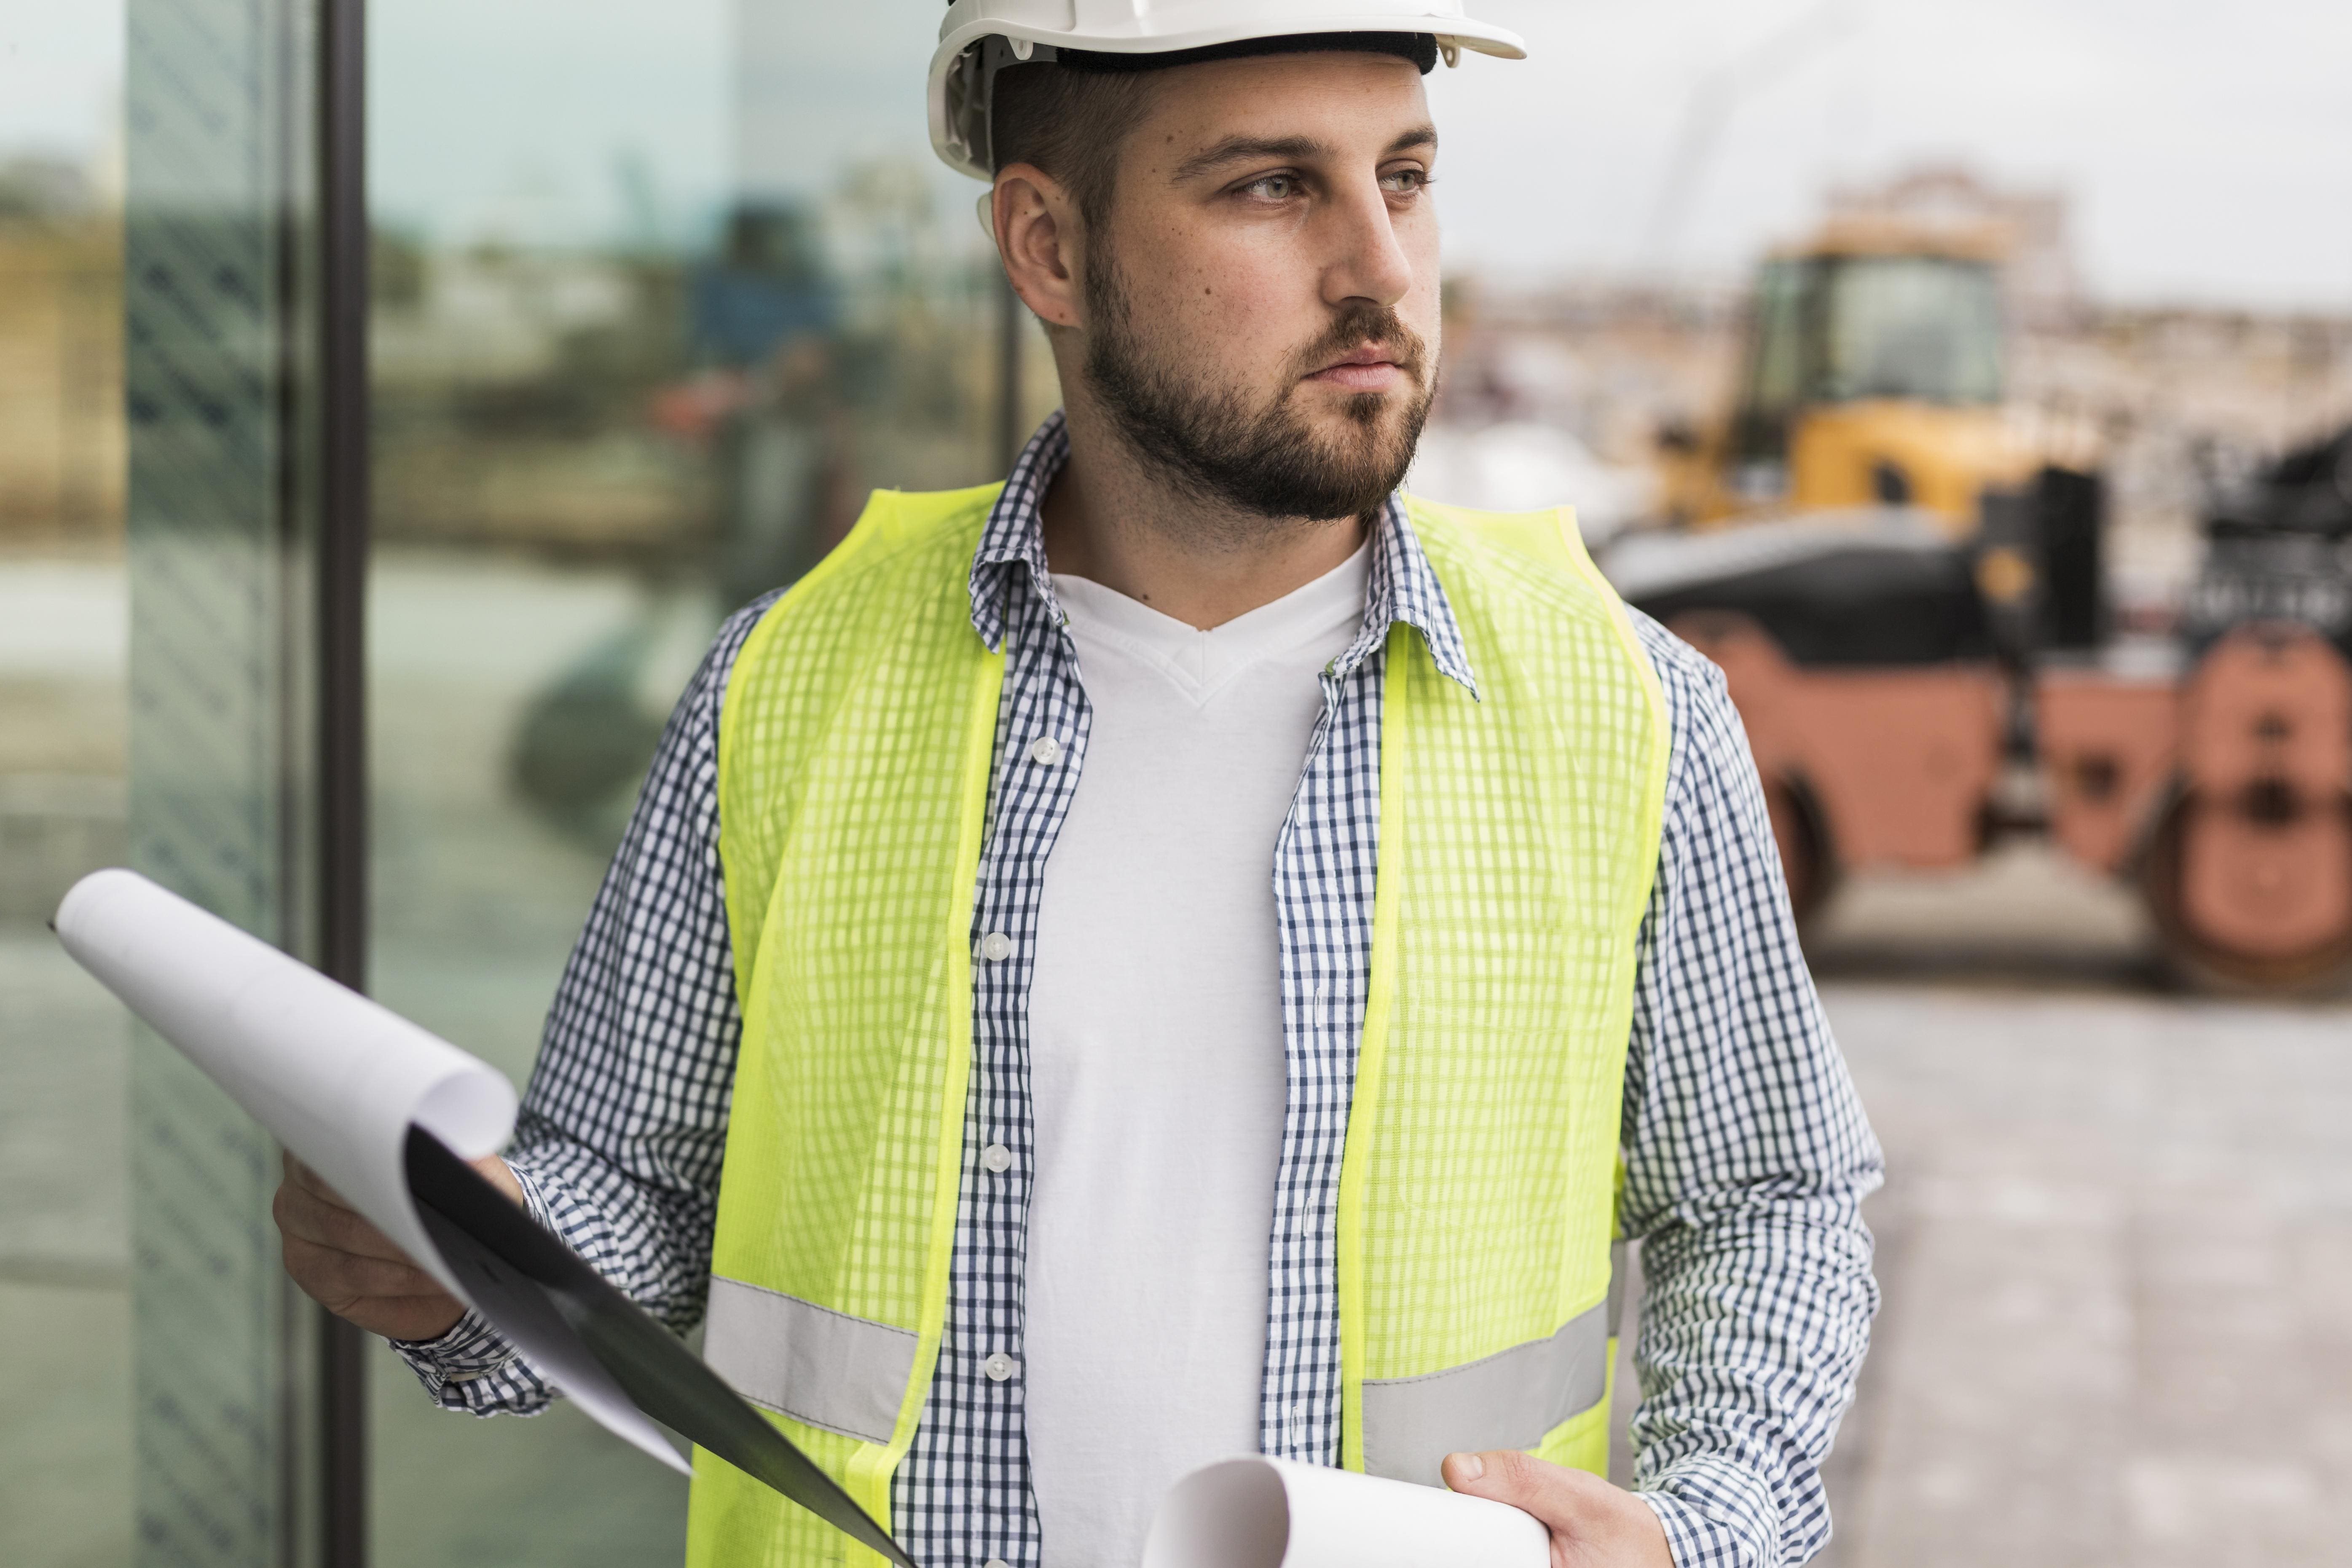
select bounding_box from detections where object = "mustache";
[1288,303,1430,383]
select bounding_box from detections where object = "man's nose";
[1320,174,1416,311]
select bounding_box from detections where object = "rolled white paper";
[1142,1457,1550,1568]
[53,867,689,1474]
[56,868,512,1296]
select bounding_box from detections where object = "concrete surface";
[1816,983,2352,1568]
[1606,920,2352,1568]
[0,935,131,1568]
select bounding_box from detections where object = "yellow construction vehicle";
[1618,220,2352,991]
[1656,217,2039,538]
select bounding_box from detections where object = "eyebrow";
[1169,123,1438,184]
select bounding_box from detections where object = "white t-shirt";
[1023,543,1372,1568]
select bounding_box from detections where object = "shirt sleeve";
[1616,610,1885,1567]
[391,594,780,1415]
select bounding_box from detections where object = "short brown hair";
[988,64,1157,229]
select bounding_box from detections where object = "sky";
[1428,0,2352,307]
[0,6,122,157]
[4,0,2349,309]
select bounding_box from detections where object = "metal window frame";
[316,0,369,1561]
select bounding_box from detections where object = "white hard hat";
[929,0,1528,181]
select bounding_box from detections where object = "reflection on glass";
[367,2,1007,1561]
[0,397,132,1568]
[120,0,320,1561]
[0,552,129,1568]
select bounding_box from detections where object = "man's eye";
[1382,168,1427,195]
[1243,174,1298,200]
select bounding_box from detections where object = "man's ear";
[995,164,1083,330]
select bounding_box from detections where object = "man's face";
[1078,51,1441,524]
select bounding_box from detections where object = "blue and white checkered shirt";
[400,413,1882,1568]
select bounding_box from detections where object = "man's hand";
[272,1152,523,1343]
[1441,1450,1674,1568]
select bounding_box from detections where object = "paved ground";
[1816,982,2352,1568]
[0,933,129,1568]
[1599,854,2352,1568]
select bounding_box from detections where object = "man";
[274,5,1881,1566]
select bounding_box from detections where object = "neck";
[1040,391,1369,632]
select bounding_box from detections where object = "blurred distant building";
[0,156,123,550]
[692,203,837,368]
[0,156,97,221]
[1824,164,2082,330]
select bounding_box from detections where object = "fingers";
[366,1300,472,1343]
[276,1217,465,1341]
[271,1171,418,1265]
[282,1154,371,1225]
[279,1233,444,1301]
[306,1281,468,1345]
[272,1155,468,1341]
[274,1196,467,1340]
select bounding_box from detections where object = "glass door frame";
[316,0,369,1561]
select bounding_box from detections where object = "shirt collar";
[967,413,1070,650]
[968,411,1478,699]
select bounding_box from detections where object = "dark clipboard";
[403,1126,919,1568]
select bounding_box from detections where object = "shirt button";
[982,1143,1013,1174]
[980,932,1014,962]
[1027,736,1063,765]
[983,1352,1015,1382]
[984,1560,1011,1568]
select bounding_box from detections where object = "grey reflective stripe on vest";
[702,1275,916,1445]
[1360,1298,1614,1486]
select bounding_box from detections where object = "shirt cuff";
[1637,1456,1776,1568]
[385,1155,559,1415]
[389,1308,547,1415]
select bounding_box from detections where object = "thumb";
[1442,1448,1596,1532]
[1442,1448,1539,1501]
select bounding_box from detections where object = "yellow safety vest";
[687,484,1671,1567]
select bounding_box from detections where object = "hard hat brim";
[928,9,1528,182]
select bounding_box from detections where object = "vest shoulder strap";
[803,481,1004,593]
[1400,495,1651,669]
[716,482,1003,988]
[1401,493,1604,584]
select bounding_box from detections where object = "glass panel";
[365,2,1005,1562]
[4,0,319,1564]
[1817,255,2005,406]
[119,0,321,1563]
[0,6,127,1568]
[0,155,135,1564]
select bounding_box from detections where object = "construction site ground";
[1611,846,2352,1567]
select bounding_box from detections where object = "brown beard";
[1080,249,1436,526]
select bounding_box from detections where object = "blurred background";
[4,1,2350,1565]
